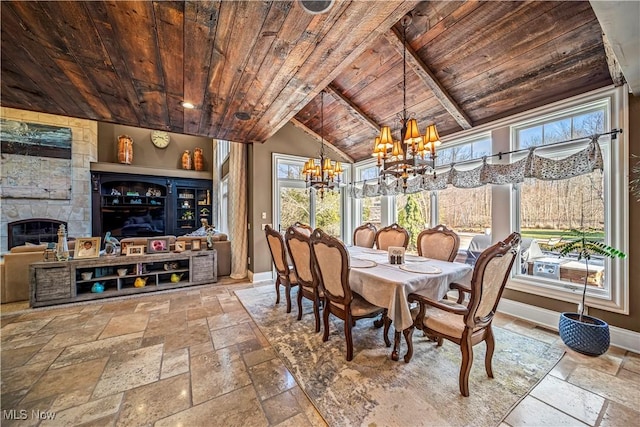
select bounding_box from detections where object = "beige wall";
[98,123,213,171]
[1,107,97,252]
[503,93,639,332]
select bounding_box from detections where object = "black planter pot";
[558,312,610,356]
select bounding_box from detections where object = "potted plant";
[554,228,626,356]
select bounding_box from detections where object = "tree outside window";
[516,107,607,288]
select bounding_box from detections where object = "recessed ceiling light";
[298,0,334,14]
[181,102,195,109]
[234,112,251,121]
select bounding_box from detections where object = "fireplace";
[7,219,67,249]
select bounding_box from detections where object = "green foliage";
[316,191,341,237]
[280,188,310,229]
[553,228,626,320]
[553,228,626,262]
[397,194,425,251]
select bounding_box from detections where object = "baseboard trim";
[498,298,640,353]
[250,271,273,283]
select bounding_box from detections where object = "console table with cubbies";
[29,250,217,308]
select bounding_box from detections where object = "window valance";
[350,135,606,199]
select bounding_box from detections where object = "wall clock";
[151,130,170,148]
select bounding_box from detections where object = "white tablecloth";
[347,246,473,330]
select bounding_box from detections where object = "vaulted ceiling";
[0,1,632,163]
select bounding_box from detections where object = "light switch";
[261,212,267,219]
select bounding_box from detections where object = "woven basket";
[559,312,610,356]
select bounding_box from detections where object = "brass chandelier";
[372,15,442,190]
[303,90,343,199]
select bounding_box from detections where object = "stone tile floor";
[1,278,638,426]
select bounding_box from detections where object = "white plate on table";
[404,254,429,262]
[350,258,377,268]
[358,248,380,254]
[399,264,442,274]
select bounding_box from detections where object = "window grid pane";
[515,107,608,290]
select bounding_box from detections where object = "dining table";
[347,246,473,362]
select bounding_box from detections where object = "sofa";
[120,233,231,277]
[2,244,48,303]
[1,240,77,303]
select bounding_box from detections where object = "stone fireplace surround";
[1,108,97,253]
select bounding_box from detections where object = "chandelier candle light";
[372,15,442,190]
[303,90,343,199]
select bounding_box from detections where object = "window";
[217,140,230,162]
[510,89,628,313]
[355,165,382,230]
[273,154,346,238]
[315,190,341,237]
[396,192,430,252]
[514,107,606,285]
[435,135,492,260]
[436,136,491,166]
[219,177,228,235]
[215,139,231,233]
[349,86,628,314]
[437,185,492,261]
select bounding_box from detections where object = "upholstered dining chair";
[375,223,410,250]
[265,225,298,313]
[310,228,386,361]
[292,221,313,236]
[285,226,323,332]
[408,232,521,396]
[353,223,377,248]
[416,224,460,262]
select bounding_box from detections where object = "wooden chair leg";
[484,326,495,378]
[403,326,414,363]
[285,284,292,313]
[345,314,354,361]
[313,295,321,333]
[322,299,330,342]
[459,337,473,397]
[373,310,386,328]
[296,288,304,320]
[275,277,281,305]
[383,315,392,347]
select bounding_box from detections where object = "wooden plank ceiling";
[1,1,613,162]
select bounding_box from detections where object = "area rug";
[236,285,564,427]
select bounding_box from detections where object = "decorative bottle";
[55,224,69,261]
[117,135,134,164]
[181,150,192,170]
[193,147,204,171]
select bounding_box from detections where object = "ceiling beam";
[601,32,626,87]
[325,84,380,133]
[254,1,421,143]
[589,0,640,95]
[290,118,355,163]
[384,27,473,130]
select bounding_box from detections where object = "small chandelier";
[303,90,343,199]
[371,15,442,190]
